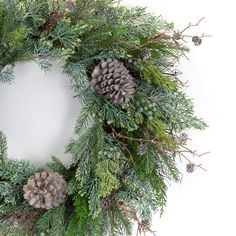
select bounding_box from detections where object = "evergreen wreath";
[0,0,209,235]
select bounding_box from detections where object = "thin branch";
[196,164,207,172]
[180,144,210,158]
[111,128,136,167]
[111,127,156,144]
[180,17,206,34]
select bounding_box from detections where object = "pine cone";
[192,36,202,46]
[102,197,110,208]
[141,48,152,61]
[65,0,75,12]
[186,163,195,173]
[23,172,67,210]
[177,133,188,144]
[91,59,136,104]
[137,143,148,156]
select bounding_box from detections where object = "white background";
[0,0,235,235]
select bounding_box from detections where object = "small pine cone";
[23,172,67,210]
[138,143,148,156]
[65,0,75,12]
[186,163,196,173]
[178,133,188,144]
[192,36,202,46]
[91,59,136,104]
[141,48,152,61]
[102,197,110,208]
[141,219,151,229]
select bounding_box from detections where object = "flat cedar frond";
[0,132,7,159]
[36,204,65,235]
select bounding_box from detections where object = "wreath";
[0,1,208,235]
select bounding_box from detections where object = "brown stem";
[111,127,156,144]
[180,144,210,158]
[180,17,206,34]
[111,128,136,167]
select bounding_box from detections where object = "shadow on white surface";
[0,62,82,167]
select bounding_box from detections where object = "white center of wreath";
[0,62,82,167]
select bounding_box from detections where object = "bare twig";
[180,144,210,158]
[180,17,206,34]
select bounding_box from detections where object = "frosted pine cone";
[91,59,136,104]
[23,172,67,210]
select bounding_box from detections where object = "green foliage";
[137,81,207,132]
[0,1,28,69]
[155,151,181,182]
[0,131,7,160]
[0,202,37,235]
[63,61,88,93]
[0,224,24,236]
[0,158,35,207]
[0,132,35,221]
[100,204,133,236]
[66,123,105,217]
[49,18,81,49]
[155,89,207,131]
[73,196,90,232]
[119,169,160,220]
[0,65,14,83]
[5,26,27,51]
[131,145,169,215]
[95,159,120,198]
[76,89,138,133]
[36,204,65,236]
[36,59,53,72]
[45,156,68,178]
[135,61,178,90]
[147,118,175,147]
[96,100,138,131]
[65,195,101,236]
[86,177,101,218]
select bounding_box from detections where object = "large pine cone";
[23,172,67,210]
[91,59,136,104]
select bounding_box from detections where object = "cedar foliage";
[0,0,207,235]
